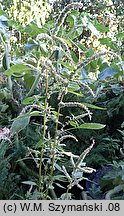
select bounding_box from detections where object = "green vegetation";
[0,0,124,200]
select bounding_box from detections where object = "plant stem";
[5,35,12,90]
[38,69,49,193]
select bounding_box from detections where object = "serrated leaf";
[79,123,106,130]
[4,64,30,76]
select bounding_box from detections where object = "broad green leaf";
[94,22,109,32]
[24,74,35,88]
[24,23,44,37]
[11,116,30,134]
[85,48,94,58]
[79,123,106,130]
[5,64,30,76]
[22,97,35,105]
[83,103,106,110]
[68,27,83,40]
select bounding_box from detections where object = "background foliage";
[0,0,124,199]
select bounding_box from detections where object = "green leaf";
[94,22,109,32]
[68,82,80,91]
[115,32,124,40]
[55,183,66,189]
[59,61,74,70]
[29,111,43,117]
[39,42,48,53]
[99,38,118,50]
[12,111,43,121]
[22,97,35,105]
[83,103,106,110]
[22,181,36,186]
[51,111,63,117]
[11,116,30,134]
[70,121,79,127]
[0,9,8,17]
[79,123,106,130]
[78,42,87,51]
[88,22,100,37]
[71,50,78,63]
[24,23,44,37]
[68,91,83,97]
[68,27,83,40]
[4,64,30,76]
[62,38,72,48]
[66,14,75,28]
[98,67,118,80]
